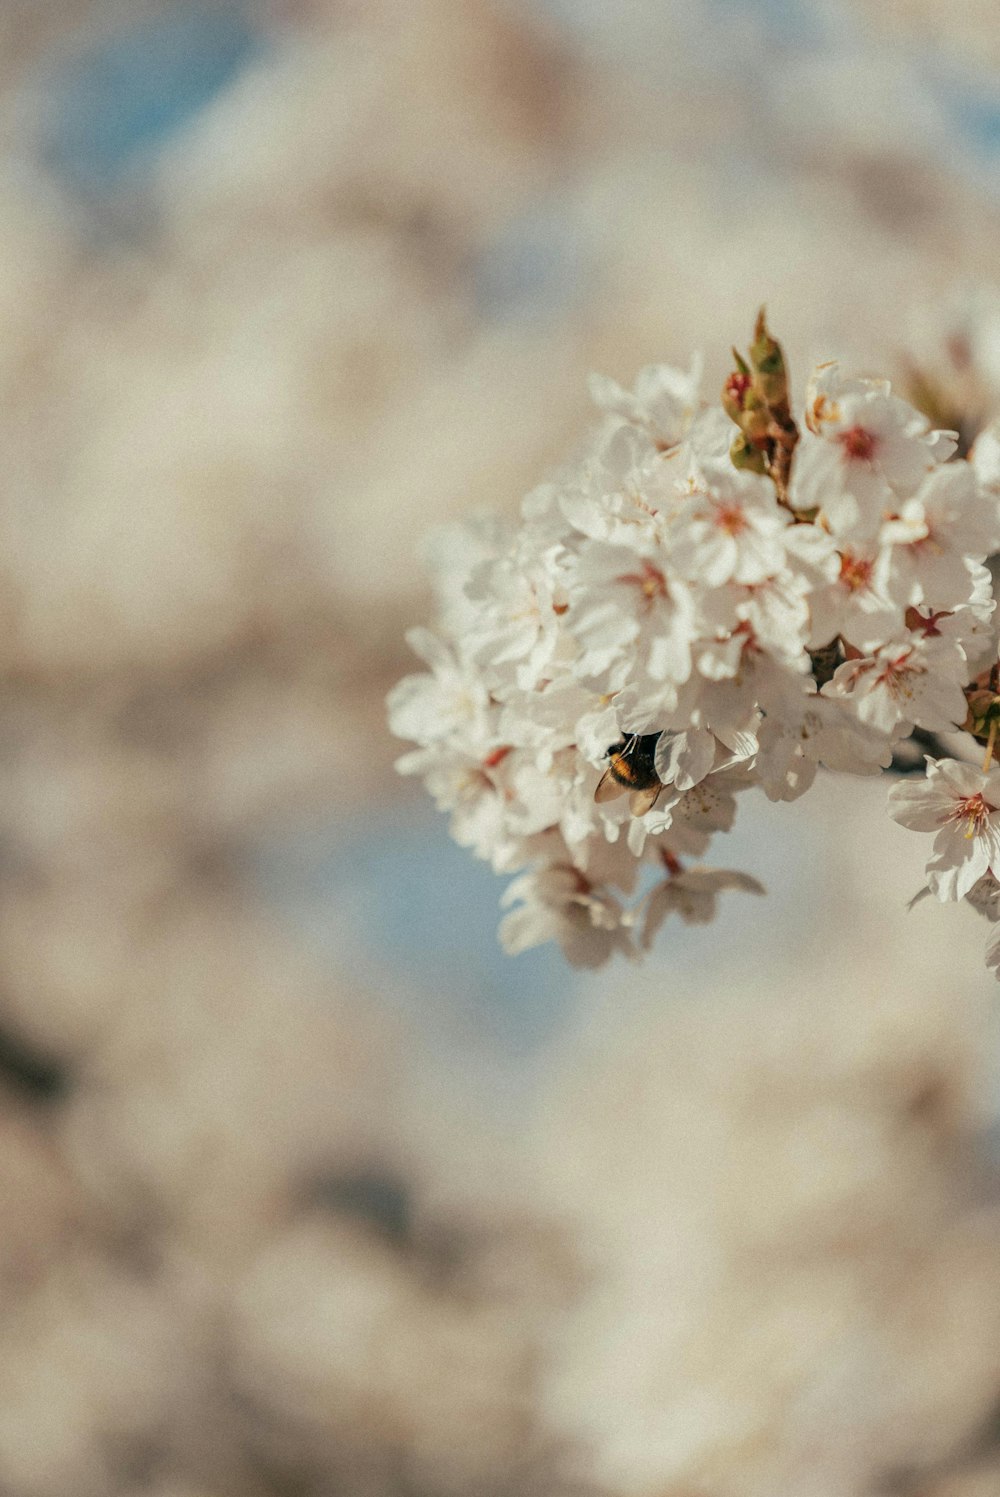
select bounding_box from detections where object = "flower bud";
[750,307,788,408]
[730,432,768,474]
[722,351,752,423]
[718,371,748,425]
[739,387,771,445]
[964,688,1000,736]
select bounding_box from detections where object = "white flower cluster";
[389,322,1000,971]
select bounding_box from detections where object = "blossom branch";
[390,311,1000,981]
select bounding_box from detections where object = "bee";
[594,732,664,816]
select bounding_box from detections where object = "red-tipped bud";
[722,369,752,423]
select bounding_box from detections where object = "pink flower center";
[617,560,668,603]
[714,502,748,536]
[875,649,919,699]
[838,425,877,462]
[838,551,872,592]
[951,793,994,838]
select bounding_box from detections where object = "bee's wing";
[594,766,627,803]
[629,783,663,817]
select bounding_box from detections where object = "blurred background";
[7,2,1000,1494]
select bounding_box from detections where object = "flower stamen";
[838,550,873,592]
[616,560,668,602]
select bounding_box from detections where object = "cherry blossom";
[822,634,969,736]
[390,323,1000,975]
[888,758,1000,900]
